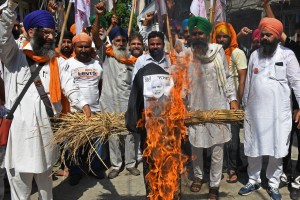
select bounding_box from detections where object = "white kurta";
[99,56,133,113]
[243,45,300,158]
[188,43,237,148]
[0,2,87,173]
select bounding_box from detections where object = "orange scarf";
[23,41,62,103]
[212,22,238,66]
[105,45,137,65]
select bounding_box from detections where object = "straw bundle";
[52,110,244,164]
[52,112,126,165]
[185,109,244,125]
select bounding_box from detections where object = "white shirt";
[132,53,171,81]
[66,57,103,112]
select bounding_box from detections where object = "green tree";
[104,0,138,33]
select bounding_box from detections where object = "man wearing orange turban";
[212,22,247,184]
[239,17,300,200]
[64,31,105,186]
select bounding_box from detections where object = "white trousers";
[191,144,224,188]
[248,156,283,188]
[6,168,53,200]
[109,133,136,170]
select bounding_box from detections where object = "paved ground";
[3,131,299,200]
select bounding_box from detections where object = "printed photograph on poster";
[143,74,174,102]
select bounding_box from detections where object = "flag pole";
[166,14,173,51]
[112,0,117,15]
[58,1,73,53]
[128,0,136,37]
[209,0,216,42]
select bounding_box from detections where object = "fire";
[141,52,191,200]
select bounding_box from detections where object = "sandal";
[208,187,219,200]
[190,178,203,192]
[54,168,69,177]
[226,170,238,183]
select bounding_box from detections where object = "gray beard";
[30,37,56,58]
[191,40,208,60]
[112,45,129,60]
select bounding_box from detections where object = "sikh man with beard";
[99,26,140,179]
[212,22,247,183]
[186,16,238,200]
[64,33,105,185]
[56,31,74,60]
[239,18,300,200]
[0,1,92,199]
[133,31,171,80]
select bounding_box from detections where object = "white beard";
[112,45,130,60]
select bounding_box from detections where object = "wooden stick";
[58,1,73,53]
[128,0,136,37]
[112,0,116,15]
[209,0,217,42]
[166,14,173,51]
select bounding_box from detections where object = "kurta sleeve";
[0,1,19,66]
[58,58,88,109]
[220,48,237,102]
[286,50,300,108]
[242,53,254,107]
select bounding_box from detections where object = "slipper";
[190,178,203,192]
[226,170,238,183]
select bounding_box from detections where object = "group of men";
[0,0,300,200]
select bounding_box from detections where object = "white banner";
[190,0,207,19]
[75,0,91,34]
[211,0,226,23]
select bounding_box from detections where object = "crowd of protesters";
[0,0,300,200]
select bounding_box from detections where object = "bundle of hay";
[185,109,244,125]
[52,112,126,165]
[52,110,244,164]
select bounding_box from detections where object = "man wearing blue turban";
[100,26,141,179]
[0,1,92,199]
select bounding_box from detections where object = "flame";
[141,52,191,200]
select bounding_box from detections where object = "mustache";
[191,39,208,47]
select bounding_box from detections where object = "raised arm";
[0,0,19,65]
[91,2,106,49]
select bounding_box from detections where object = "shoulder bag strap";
[6,58,45,119]
[26,57,55,118]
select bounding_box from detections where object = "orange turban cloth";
[212,22,238,66]
[258,17,283,39]
[72,33,92,45]
[70,24,76,35]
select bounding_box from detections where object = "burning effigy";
[52,48,243,199]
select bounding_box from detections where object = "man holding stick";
[0,1,91,199]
